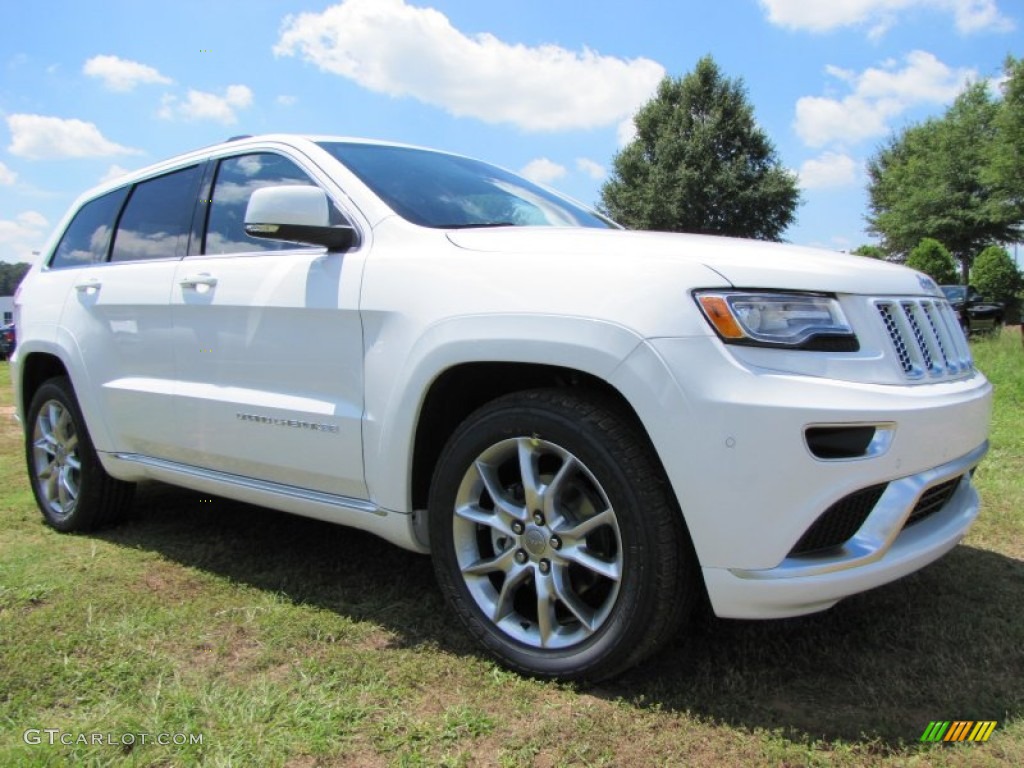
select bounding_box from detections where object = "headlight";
[695,291,859,351]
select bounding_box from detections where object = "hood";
[446,228,938,297]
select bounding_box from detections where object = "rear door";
[55,165,203,458]
[169,150,367,499]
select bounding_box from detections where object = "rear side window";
[204,153,320,255]
[49,187,129,269]
[110,165,203,262]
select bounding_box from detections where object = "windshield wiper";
[440,221,517,229]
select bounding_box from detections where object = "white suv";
[11,134,992,680]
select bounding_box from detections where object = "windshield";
[318,142,615,230]
[941,285,965,302]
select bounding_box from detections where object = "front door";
[169,151,367,500]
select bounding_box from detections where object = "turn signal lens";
[697,295,746,339]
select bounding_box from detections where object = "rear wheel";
[26,377,134,532]
[428,389,698,681]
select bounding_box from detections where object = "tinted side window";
[49,187,130,269]
[204,153,320,255]
[110,165,202,263]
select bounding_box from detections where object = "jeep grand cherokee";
[11,135,991,680]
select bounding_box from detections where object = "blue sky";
[1,0,1020,265]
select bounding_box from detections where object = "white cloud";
[158,85,253,124]
[794,51,975,147]
[274,0,664,132]
[6,114,142,159]
[16,211,48,228]
[99,164,131,183]
[616,117,638,148]
[276,94,297,106]
[520,158,567,184]
[83,54,172,91]
[0,161,16,185]
[799,152,858,189]
[0,210,49,263]
[759,0,1013,36]
[576,158,606,180]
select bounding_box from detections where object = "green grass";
[1,329,1022,767]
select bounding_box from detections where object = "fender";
[361,313,645,514]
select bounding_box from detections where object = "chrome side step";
[112,451,387,515]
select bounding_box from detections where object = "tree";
[0,262,31,296]
[906,238,958,285]
[972,245,1023,306]
[852,244,885,259]
[988,56,1024,224]
[600,56,799,241]
[867,82,1021,282]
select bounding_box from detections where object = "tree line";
[0,262,31,297]
[865,55,1023,308]
[598,53,1022,311]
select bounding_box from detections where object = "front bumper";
[703,442,984,618]
[608,334,992,620]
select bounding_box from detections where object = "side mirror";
[244,186,356,251]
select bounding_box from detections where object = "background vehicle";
[0,323,15,360]
[941,285,1004,334]
[11,135,992,681]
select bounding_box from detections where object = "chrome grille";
[875,298,972,381]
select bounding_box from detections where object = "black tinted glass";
[317,142,614,230]
[50,187,129,268]
[204,153,320,254]
[110,165,202,262]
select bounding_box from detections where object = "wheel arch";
[412,362,660,508]
[18,350,71,421]
[16,346,119,457]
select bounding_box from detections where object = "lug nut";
[549,535,562,550]
[511,520,525,535]
[538,559,551,574]
[514,549,528,564]
[533,511,545,526]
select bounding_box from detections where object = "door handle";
[75,278,102,294]
[179,273,218,288]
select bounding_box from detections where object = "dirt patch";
[134,563,207,603]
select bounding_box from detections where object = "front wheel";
[428,389,698,681]
[25,377,134,532]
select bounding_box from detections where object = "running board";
[103,452,426,554]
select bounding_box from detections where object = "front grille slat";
[920,301,955,373]
[875,297,972,382]
[901,301,935,372]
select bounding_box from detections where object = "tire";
[25,376,134,532]
[428,388,698,681]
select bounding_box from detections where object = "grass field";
[1,328,1022,767]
